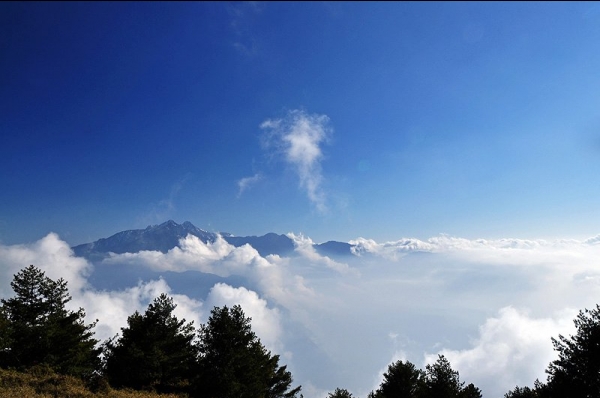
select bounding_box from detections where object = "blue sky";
[3,3,600,397]
[3,2,600,245]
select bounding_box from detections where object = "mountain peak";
[159,220,178,228]
[72,221,355,260]
[182,221,196,229]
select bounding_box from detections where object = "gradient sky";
[4,3,600,397]
[3,2,600,245]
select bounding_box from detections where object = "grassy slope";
[0,367,186,398]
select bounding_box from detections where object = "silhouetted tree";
[371,355,481,398]
[0,306,10,364]
[459,383,483,398]
[103,293,197,393]
[194,304,301,398]
[423,355,462,398]
[504,385,539,398]
[328,387,355,398]
[370,359,425,398]
[0,265,100,377]
[545,305,600,397]
[501,305,600,397]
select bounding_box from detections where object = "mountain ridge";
[72,220,354,260]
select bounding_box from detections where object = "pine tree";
[102,293,198,394]
[0,265,100,377]
[328,387,355,398]
[545,305,600,397]
[370,359,425,398]
[423,355,463,398]
[371,355,481,398]
[194,304,301,398]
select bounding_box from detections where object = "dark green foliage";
[423,355,463,398]
[459,383,482,398]
[421,356,482,398]
[504,385,539,398]
[502,304,600,397]
[0,265,100,377]
[0,306,10,359]
[102,293,198,394]
[370,355,481,398]
[194,304,301,398]
[371,359,425,398]
[545,304,600,397]
[328,387,355,398]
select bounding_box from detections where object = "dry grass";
[0,367,187,398]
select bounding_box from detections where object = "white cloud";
[0,232,91,295]
[95,231,600,397]
[237,173,263,196]
[102,233,321,315]
[102,234,236,274]
[5,232,600,398]
[261,110,332,212]
[287,232,357,275]
[227,2,263,56]
[424,306,576,398]
[0,233,204,344]
[350,234,600,272]
[74,278,203,342]
[349,237,435,259]
[206,283,282,353]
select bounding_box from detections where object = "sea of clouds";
[2,231,600,397]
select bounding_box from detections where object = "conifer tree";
[423,355,463,398]
[0,265,100,377]
[328,387,355,398]
[102,293,198,394]
[194,304,301,398]
[545,304,600,397]
[370,359,425,398]
[370,355,481,398]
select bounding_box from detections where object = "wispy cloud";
[287,232,358,275]
[226,2,264,56]
[138,174,191,225]
[237,173,263,197]
[261,110,332,212]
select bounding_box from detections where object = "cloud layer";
[3,232,600,398]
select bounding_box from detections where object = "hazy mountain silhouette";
[72,220,354,260]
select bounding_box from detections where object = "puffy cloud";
[6,231,600,398]
[425,306,577,398]
[74,278,203,342]
[94,231,600,397]
[103,233,320,314]
[206,283,282,353]
[0,234,204,343]
[261,110,331,212]
[0,232,91,295]
[102,234,237,274]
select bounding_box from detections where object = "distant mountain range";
[72,220,354,260]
